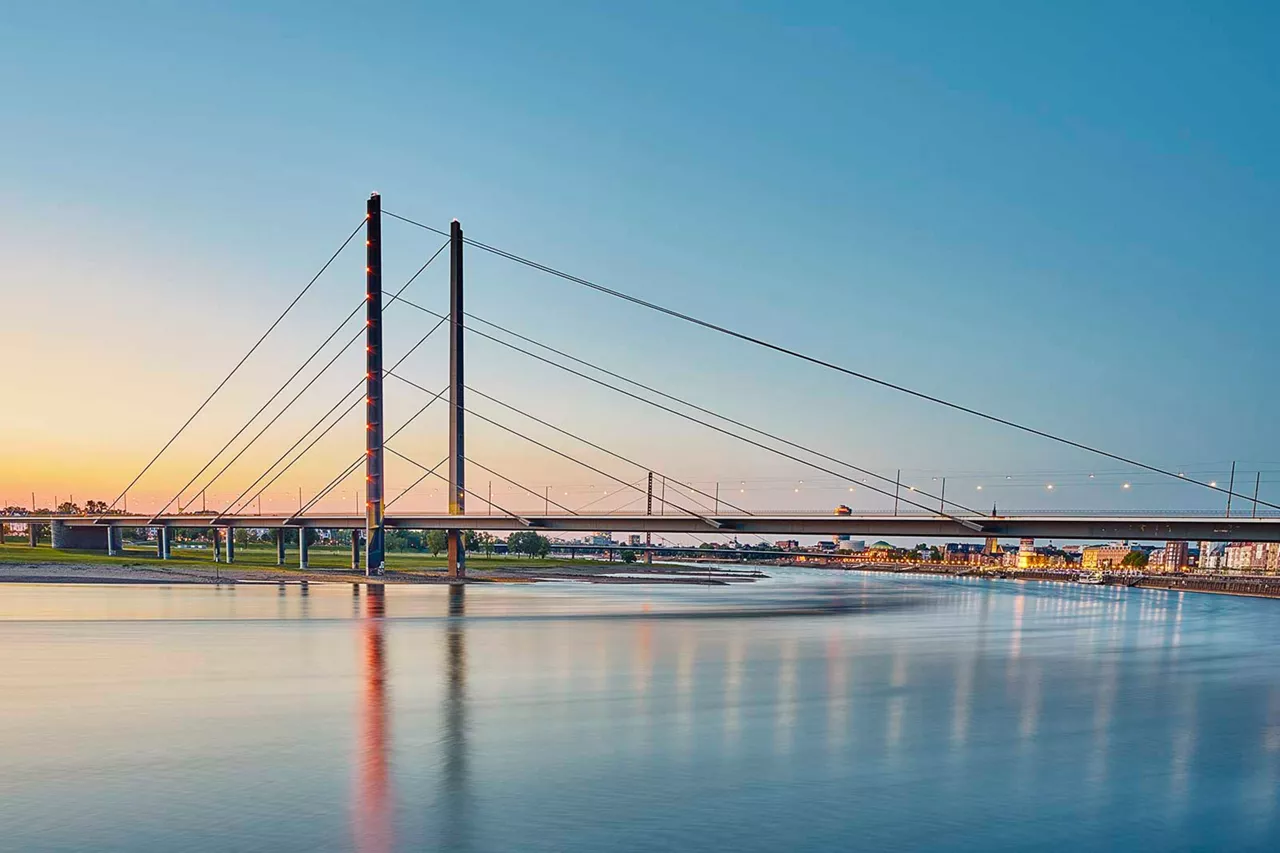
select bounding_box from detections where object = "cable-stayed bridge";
[6,192,1279,578]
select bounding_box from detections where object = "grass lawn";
[0,541,617,573]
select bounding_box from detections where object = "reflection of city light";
[1123,483,1131,489]
[1210,481,1217,487]
[976,485,983,491]
[1046,484,1054,490]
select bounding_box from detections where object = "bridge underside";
[5,514,1280,543]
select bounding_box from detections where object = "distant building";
[1082,544,1133,570]
[1225,543,1254,571]
[1161,541,1189,572]
[1199,542,1224,570]
[1016,537,1036,569]
[946,542,985,565]
[866,540,899,560]
[590,532,614,546]
[837,539,865,552]
[775,539,800,551]
[628,534,642,546]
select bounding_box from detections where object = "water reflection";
[5,572,1280,851]
[442,584,469,851]
[354,584,391,853]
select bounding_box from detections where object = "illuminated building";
[1082,544,1133,570]
[1016,537,1035,569]
[1161,541,1189,572]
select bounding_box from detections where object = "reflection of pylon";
[355,585,391,853]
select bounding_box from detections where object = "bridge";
[6,193,1275,577]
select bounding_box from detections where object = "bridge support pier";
[28,523,38,547]
[212,527,221,562]
[106,526,116,556]
[276,528,286,566]
[225,529,235,564]
[300,528,310,569]
[157,527,170,560]
[0,523,5,545]
[351,531,361,572]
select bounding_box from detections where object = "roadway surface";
[5,513,1280,542]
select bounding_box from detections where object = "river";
[2,568,1278,851]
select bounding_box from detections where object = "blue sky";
[2,1,1279,516]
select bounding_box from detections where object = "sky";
[2,1,1279,520]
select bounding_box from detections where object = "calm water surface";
[3,568,1279,851]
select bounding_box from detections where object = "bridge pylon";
[365,193,386,576]
[447,219,466,581]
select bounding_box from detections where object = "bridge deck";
[3,513,1279,542]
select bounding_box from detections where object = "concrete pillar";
[276,528,286,566]
[158,527,170,560]
[351,531,361,571]
[212,527,221,562]
[28,523,38,547]
[299,528,310,569]
[225,528,236,564]
[51,520,122,552]
[0,523,6,545]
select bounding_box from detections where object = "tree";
[467,531,495,555]
[1121,550,1149,569]
[506,531,549,558]
[426,529,447,556]
[620,549,637,564]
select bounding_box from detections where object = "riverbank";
[0,544,767,586]
[824,561,1280,599]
